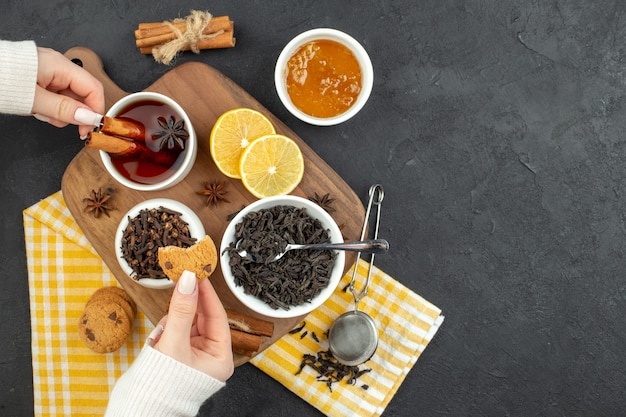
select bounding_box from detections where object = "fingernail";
[74,107,102,126]
[33,113,50,123]
[178,270,197,295]
[147,324,164,347]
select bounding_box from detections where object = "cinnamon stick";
[86,131,179,167]
[135,17,233,48]
[101,116,145,141]
[137,22,170,29]
[86,131,139,155]
[226,309,274,338]
[139,31,235,55]
[136,15,230,33]
[230,328,262,357]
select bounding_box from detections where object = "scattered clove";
[290,321,372,392]
[296,350,372,392]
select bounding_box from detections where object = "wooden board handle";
[64,47,128,110]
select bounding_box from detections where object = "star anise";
[83,188,113,218]
[152,115,189,151]
[196,181,229,206]
[308,192,336,213]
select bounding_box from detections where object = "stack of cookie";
[78,286,137,354]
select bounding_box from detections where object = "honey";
[285,40,362,118]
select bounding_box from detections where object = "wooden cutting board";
[60,47,365,365]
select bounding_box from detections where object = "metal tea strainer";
[328,184,385,366]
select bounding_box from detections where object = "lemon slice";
[239,134,305,198]
[210,108,276,178]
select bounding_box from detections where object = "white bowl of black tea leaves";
[220,195,345,318]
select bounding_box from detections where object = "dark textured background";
[2,1,626,415]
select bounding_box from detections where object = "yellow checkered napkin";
[24,191,444,417]
[251,259,444,417]
[23,192,152,417]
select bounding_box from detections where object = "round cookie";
[158,235,218,281]
[90,286,136,312]
[78,299,132,353]
[87,286,137,322]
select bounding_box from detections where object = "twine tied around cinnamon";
[152,10,224,65]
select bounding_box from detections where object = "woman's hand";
[31,47,104,138]
[151,271,234,382]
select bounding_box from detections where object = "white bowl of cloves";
[87,92,197,191]
[115,198,206,289]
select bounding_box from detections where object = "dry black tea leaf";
[295,350,372,392]
[289,322,307,334]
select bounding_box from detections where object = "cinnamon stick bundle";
[135,16,233,49]
[135,11,235,63]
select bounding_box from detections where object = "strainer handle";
[348,184,385,309]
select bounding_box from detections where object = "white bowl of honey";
[96,92,197,191]
[275,28,374,126]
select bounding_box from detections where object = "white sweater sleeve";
[0,40,38,115]
[104,345,225,417]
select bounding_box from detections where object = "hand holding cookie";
[152,271,234,382]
